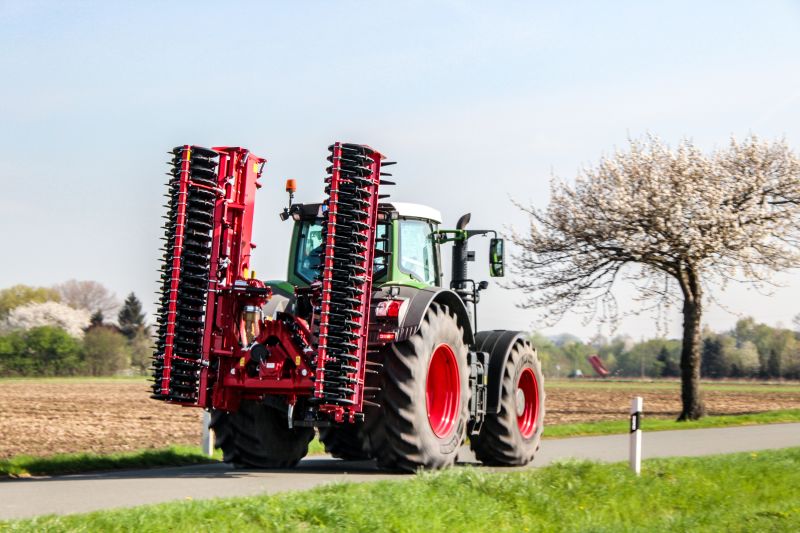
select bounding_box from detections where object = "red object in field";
[588,354,610,377]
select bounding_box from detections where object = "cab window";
[295,221,324,283]
[295,220,389,284]
[398,219,437,285]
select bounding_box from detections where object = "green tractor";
[253,199,545,471]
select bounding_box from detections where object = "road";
[2,423,799,520]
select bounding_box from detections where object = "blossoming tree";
[3,301,91,339]
[512,136,800,419]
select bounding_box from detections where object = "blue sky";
[2,1,800,339]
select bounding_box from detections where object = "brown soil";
[0,381,202,459]
[1,380,799,458]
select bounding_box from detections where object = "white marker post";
[629,396,643,475]
[202,410,215,457]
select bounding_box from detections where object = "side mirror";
[489,238,505,277]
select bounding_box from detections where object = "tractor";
[152,143,544,472]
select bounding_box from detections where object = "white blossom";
[2,301,91,338]
[511,135,800,325]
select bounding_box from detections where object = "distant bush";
[82,328,132,376]
[0,326,83,376]
[535,316,800,380]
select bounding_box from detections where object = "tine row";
[151,146,218,403]
[314,143,389,409]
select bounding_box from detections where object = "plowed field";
[1,379,798,458]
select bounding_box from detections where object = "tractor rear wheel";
[373,302,470,472]
[210,400,314,468]
[318,422,373,460]
[470,340,544,466]
[318,374,383,460]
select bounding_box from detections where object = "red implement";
[587,354,610,377]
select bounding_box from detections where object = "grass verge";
[0,446,221,478]
[5,447,800,532]
[545,408,800,438]
[0,439,326,478]
[0,439,325,478]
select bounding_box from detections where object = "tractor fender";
[474,330,531,414]
[384,285,474,346]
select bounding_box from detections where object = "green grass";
[544,408,800,438]
[546,378,800,393]
[5,448,800,532]
[0,446,221,478]
[0,439,326,478]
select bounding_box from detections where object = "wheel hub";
[426,344,460,438]
[515,388,526,416]
[516,368,539,439]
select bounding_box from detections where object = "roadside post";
[630,396,643,475]
[202,410,214,457]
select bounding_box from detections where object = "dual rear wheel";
[322,303,544,471]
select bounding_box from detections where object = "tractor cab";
[269,197,506,337]
[284,202,444,290]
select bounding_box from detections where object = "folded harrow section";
[315,142,389,421]
[152,146,219,404]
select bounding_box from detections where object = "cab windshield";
[295,220,389,284]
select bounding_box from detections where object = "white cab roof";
[384,202,443,224]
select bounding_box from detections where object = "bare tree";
[511,135,800,420]
[54,280,119,317]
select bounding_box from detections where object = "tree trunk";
[678,268,705,421]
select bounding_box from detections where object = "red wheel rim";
[426,344,460,438]
[516,368,539,439]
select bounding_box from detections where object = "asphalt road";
[2,423,799,520]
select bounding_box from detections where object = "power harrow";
[153,143,389,423]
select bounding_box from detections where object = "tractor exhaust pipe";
[451,213,471,286]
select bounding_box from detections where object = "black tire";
[319,348,386,460]
[210,400,314,468]
[470,340,545,466]
[373,302,470,472]
[318,422,372,460]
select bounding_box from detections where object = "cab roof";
[297,202,443,224]
[383,202,442,224]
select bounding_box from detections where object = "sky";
[2,1,800,340]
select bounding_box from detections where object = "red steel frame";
[199,147,265,407]
[199,146,317,412]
